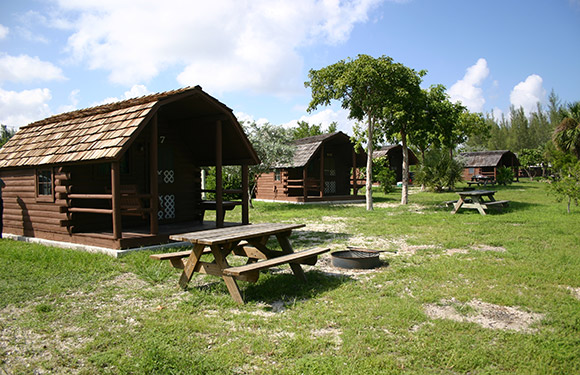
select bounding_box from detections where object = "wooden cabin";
[0,86,259,250]
[372,145,419,182]
[460,150,519,181]
[254,132,366,203]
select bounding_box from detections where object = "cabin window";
[274,170,281,181]
[469,168,474,175]
[36,168,54,201]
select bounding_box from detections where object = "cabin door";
[157,133,176,222]
[324,155,337,195]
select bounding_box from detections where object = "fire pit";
[330,248,382,269]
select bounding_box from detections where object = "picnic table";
[449,190,510,215]
[467,175,496,187]
[150,223,329,303]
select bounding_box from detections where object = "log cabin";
[254,132,366,203]
[372,145,419,183]
[0,86,259,250]
[460,150,520,181]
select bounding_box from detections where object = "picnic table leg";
[473,197,487,215]
[179,244,206,289]
[210,244,244,304]
[276,232,307,282]
[452,197,464,214]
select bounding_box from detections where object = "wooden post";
[319,145,324,197]
[149,115,159,235]
[352,148,357,196]
[111,161,121,240]
[242,164,249,224]
[215,120,224,228]
[302,167,308,200]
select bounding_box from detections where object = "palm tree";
[552,101,580,159]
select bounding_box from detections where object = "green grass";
[1,181,579,374]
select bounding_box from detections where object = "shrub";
[496,167,514,185]
[415,148,464,192]
[376,167,396,193]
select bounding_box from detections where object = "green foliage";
[548,161,580,213]
[242,121,295,194]
[373,157,396,193]
[291,120,337,140]
[0,124,16,148]
[414,148,464,192]
[518,147,545,178]
[496,166,514,185]
[202,166,242,201]
[552,101,580,160]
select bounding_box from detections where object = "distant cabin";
[372,145,419,182]
[254,132,366,203]
[460,150,520,181]
[0,86,259,250]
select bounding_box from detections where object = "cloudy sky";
[1,0,579,133]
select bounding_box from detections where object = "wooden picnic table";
[151,223,329,303]
[450,190,510,215]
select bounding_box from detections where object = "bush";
[415,148,464,192]
[496,167,514,185]
[376,167,396,194]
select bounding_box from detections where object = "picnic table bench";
[450,190,510,215]
[151,223,329,303]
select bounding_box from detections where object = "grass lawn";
[1,181,579,374]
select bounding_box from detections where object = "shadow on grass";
[240,270,349,305]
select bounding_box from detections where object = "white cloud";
[0,54,65,83]
[448,58,490,112]
[0,88,52,127]
[284,108,358,135]
[58,89,81,113]
[96,84,152,105]
[509,74,546,115]
[0,24,8,39]
[235,112,269,127]
[55,0,383,94]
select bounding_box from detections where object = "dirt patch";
[0,272,186,374]
[563,286,580,300]
[444,244,507,256]
[424,298,544,333]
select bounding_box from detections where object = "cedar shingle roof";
[277,131,366,168]
[0,87,197,168]
[373,145,419,165]
[460,150,520,167]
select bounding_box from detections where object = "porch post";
[149,114,159,235]
[319,145,324,197]
[352,148,357,196]
[111,161,122,240]
[302,167,308,200]
[242,164,249,224]
[215,120,224,228]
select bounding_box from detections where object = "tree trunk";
[420,148,426,192]
[366,116,374,211]
[401,129,409,205]
[567,196,571,214]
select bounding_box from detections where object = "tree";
[548,161,580,213]
[0,124,16,148]
[552,101,580,160]
[291,120,337,141]
[376,63,426,205]
[242,121,295,206]
[305,54,400,210]
[518,148,544,179]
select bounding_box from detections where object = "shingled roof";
[460,150,520,167]
[278,132,354,168]
[0,86,251,169]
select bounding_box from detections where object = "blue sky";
[1,0,579,134]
